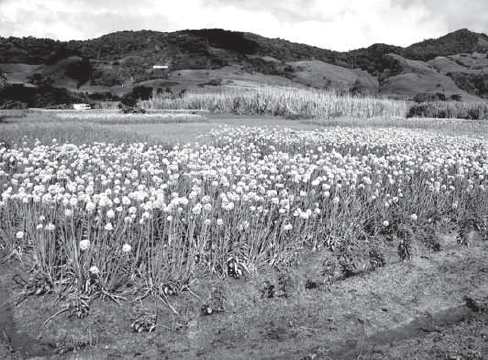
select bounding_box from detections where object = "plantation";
[142,86,408,119]
[0,109,487,359]
[141,85,488,121]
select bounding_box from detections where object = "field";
[141,86,408,119]
[0,97,488,359]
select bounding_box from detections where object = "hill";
[1,28,488,108]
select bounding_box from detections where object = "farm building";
[152,65,168,70]
[73,103,91,110]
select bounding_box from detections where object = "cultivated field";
[0,101,487,359]
[141,85,488,120]
[141,86,409,119]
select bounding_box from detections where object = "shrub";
[413,92,447,103]
[407,101,488,119]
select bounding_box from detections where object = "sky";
[0,0,487,51]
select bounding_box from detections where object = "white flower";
[85,201,96,212]
[89,266,100,275]
[45,223,55,231]
[201,195,211,204]
[240,221,249,230]
[224,202,235,211]
[80,239,90,251]
[122,243,132,253]
[216,218,223,226]
[105,222,114,231]
[16,231,24,239]
[106,209,115,219]
[69,197,78,207]
[382,220,389,227]
[192,203,202,215]
[410,214,417,221]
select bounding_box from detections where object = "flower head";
[122,243,132,253]
[80,239,90,251]
[45,223,55,231]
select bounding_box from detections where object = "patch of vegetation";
[403,28,488,61]
[141,86,407,119]
[89,68,123,87]
[0,83,88,109]
[0,120,162,147]
[407,101,488,119]
[198,78,224,87]
[447,72,488,99]
[119,85,154,106]
[413,92,462,103]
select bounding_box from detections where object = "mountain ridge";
[1,28,488,107]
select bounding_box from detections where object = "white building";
[73,103,91,110]
[152,65,169,70]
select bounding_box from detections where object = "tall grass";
[140,86,408,119]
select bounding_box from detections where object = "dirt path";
[0,251,56,359]
[1,235,487,360]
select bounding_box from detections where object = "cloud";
[0,0,486,51]
[201,0,340,23]
[0,0,174,40]
[391,0,487,34]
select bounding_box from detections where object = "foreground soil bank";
[1,232,487,360]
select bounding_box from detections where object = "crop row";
[141,86,408,119]
[0,126,487,300]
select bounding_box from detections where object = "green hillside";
[1,28,488,108]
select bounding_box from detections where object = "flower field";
[0,125,487,307]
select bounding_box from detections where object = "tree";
[65,58,92,88]
[27,73,54,87]
[0,71,7,92]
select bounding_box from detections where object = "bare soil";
[1,231,487,360]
